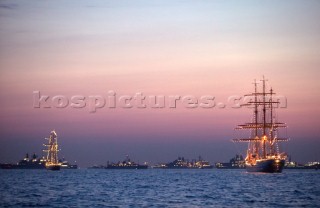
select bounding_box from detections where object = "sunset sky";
[0,0,319,167]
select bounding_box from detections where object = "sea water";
[0,169,319,207]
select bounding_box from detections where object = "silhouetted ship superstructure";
[153,156,213,169]
[285,156,320,170]
[60,158,78,169]
[43,130,61,170]
[232,77,289,173]
[0,131,76,170]
[0,153,46,169]
[215,155,245,169]
[0,153,77,169]
[105,155,148,169]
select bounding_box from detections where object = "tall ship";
[232,77,289,173]
[43,130,61,171]
[0,154,77,169]
[0,130,76,170]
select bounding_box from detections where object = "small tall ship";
[0,154,77,169]
[43,130,61,171]
[232,77,289,173]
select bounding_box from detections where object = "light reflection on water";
[0,169,319,207]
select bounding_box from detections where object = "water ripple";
[0,169,319,207]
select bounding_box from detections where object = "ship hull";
[246,159,285,173]
[0,164,16,169]
[1,163,46,169]
[46,165,61,171]
[61,165,78,169]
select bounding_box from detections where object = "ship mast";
[43,130,59,165]
[261,76,267,159]
[253,80,259,156]
[269,88,274,155]
[232,77,289,160]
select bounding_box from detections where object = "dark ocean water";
[0,169,319,207]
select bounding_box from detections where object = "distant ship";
[60,158,78,169]
[215,155,245,169]
[153,156,213,169]
[303,162,320,170]
[232,77,289,173]
[285,159,320,170]
[0,153,46,169]
[0,131,76,170]
[105,155,148,169]
[193,156,214,169]
[43,130,61,171]
[0,154,77,169]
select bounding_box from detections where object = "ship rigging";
[232,77,289,173]
[43,130,61,171]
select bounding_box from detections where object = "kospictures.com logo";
[33,91,287,113]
